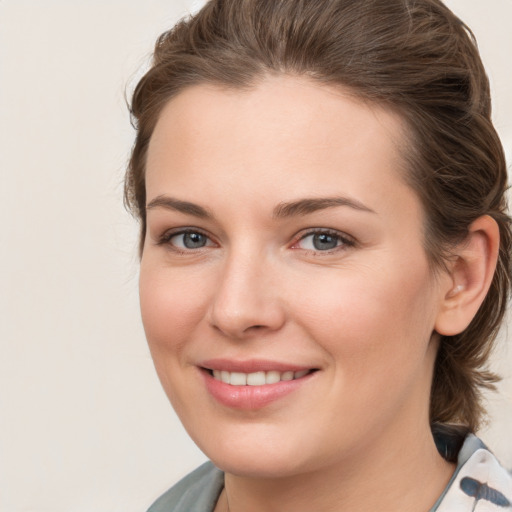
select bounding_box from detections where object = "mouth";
[199,360,319,409]
[205,368,315,386]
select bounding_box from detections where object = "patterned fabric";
[430,425,512,511]
[433,440,512,511]
[147,429,512,512]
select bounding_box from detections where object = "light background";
[0,1,510,511]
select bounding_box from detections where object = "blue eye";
[167,231,212,249]
[297,231,354,251]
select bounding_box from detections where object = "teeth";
[247,371,266,386]
[265,370,281,384]
[230,372,247,386]
[211,369,312,386]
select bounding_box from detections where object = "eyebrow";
[272,197,376,218]
[146,195,214,219]
[145,195,376,219]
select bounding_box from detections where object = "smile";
[210,369,311,386]
[200,363,318,409]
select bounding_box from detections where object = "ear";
[435,215,500,336]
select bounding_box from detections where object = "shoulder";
[147,461,224,512]
[434,433,512,512]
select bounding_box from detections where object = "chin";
[192,427,321,478]
[211,451,309,479]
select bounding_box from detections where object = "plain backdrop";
[0,1,510,511]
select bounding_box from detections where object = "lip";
[198,359,318,410]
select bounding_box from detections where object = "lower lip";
[201,370,315,410]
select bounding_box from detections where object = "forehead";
[145,75,417,221]
[148,75,407,165]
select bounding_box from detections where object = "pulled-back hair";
[125,0,511,432]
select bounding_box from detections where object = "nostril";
[245,324,265,332]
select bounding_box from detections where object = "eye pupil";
[313,233,338,250]
[183,232,207,249]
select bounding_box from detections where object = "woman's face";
[140,76,450,477]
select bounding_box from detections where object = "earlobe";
[435,215,500,336]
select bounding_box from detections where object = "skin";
[140,75,475,511]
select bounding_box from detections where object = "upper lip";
[199,358,316,373]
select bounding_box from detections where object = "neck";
[217,423,455,512]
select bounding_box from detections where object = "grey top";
[148,461,224,512]
[147,431,512,512]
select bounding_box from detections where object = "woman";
[125,0,512,510]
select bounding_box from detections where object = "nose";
[207,249,286,339]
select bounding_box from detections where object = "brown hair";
[125,0,511,432]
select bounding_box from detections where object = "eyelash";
[292,229,356,253]
[157,228,215,252]
[156,228,356,254]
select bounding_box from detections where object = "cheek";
[292,260,438,368]
[139,263,212,353]
[295,266,438,433]
[138,263,214,414]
